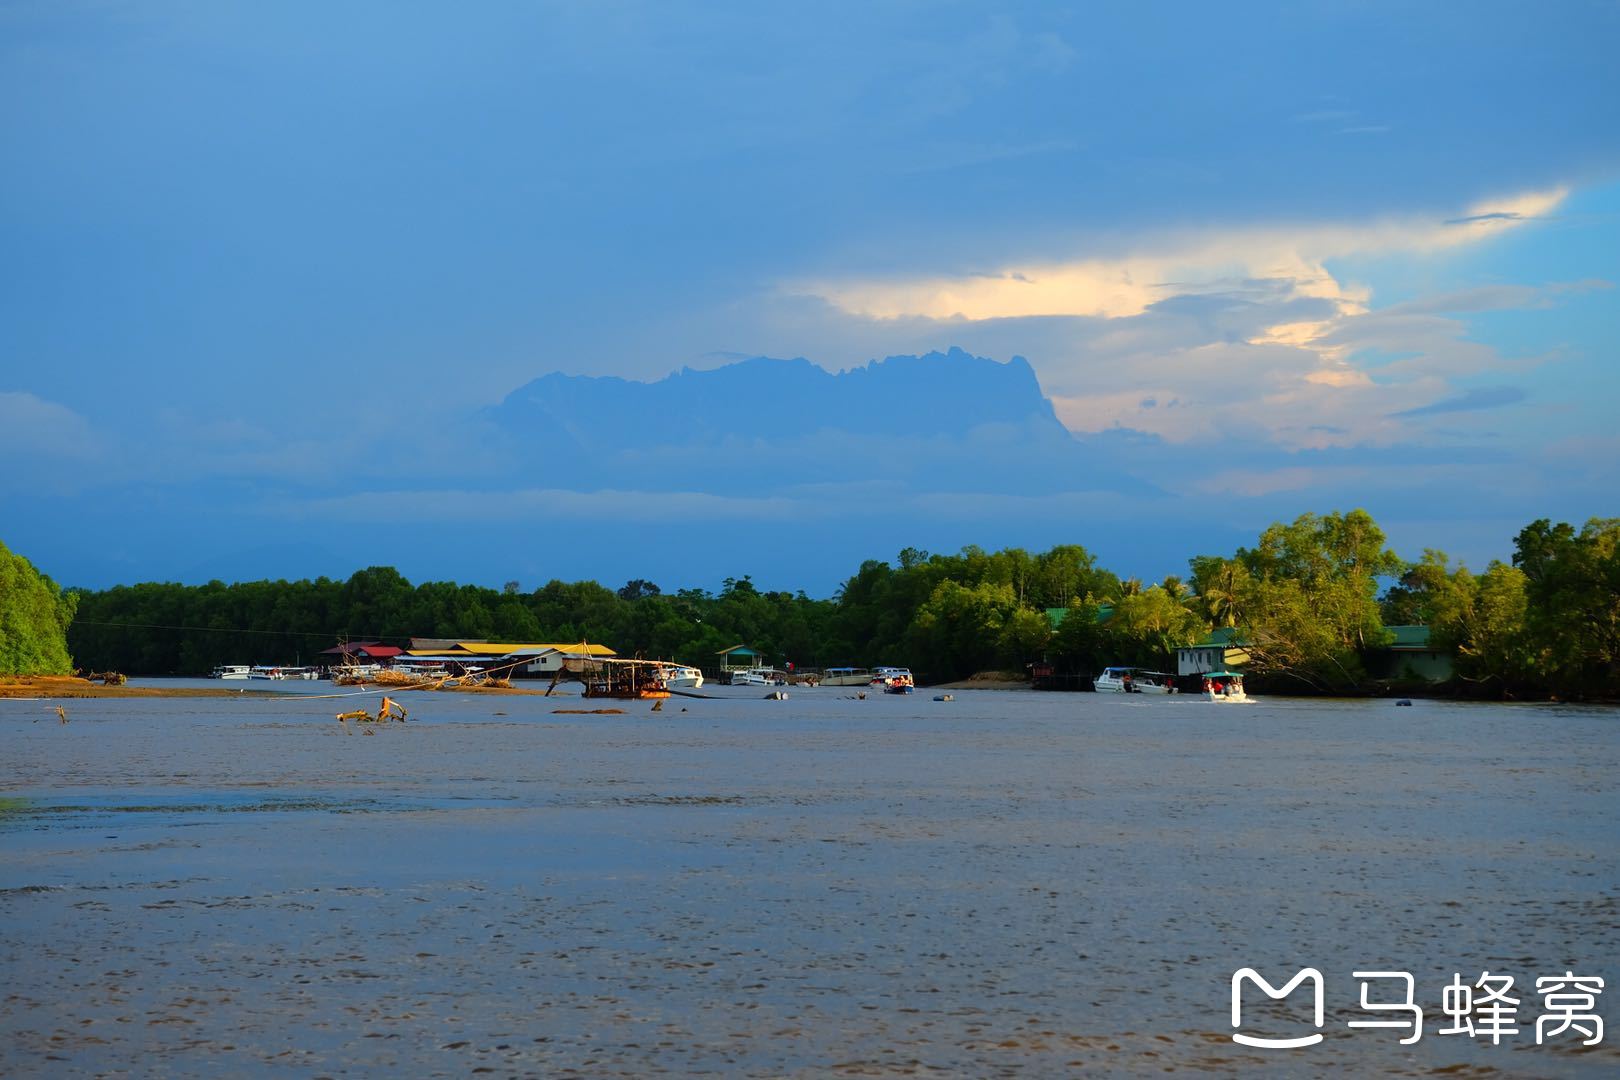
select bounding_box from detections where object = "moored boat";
[1094,667,1176,694]
[730,668,786,687]
[658,664,704,689]
[581,658,671,699]
[211,665,254,680]
[820,666,873,687]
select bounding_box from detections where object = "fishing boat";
[1201,671,1249,702]
[211,664,254,680]
[820,666,873,687]
[580,658,671,699]
[658,664,704,689]
[1094,667,1176,694]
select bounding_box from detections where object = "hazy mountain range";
[483,348,1144,495]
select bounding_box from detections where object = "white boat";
[870,666,914,690]
[730,667,787,687]
[253,665,318,680]
[211,665,254,680]
[1094,667,1176,694]
[658,664,704,689]
[1201,671,1249,702]
[820,666,873,686]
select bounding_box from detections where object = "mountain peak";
[492,350,1067,449]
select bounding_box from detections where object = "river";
[2,686,1616,1076]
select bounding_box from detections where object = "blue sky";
[2,1,1617,594]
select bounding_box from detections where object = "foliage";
[53,512,1620,698]
[1194,510,1402,691]
[1513,518,1620,695]
[0,540,78,675]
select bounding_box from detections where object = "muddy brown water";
[3,686,1616,1076]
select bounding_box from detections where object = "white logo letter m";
[1231,967,1325,1048]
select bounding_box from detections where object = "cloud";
[0,391,100,457]
[793,186,1567,324]
[781,185,1574,450]
[0,391,104,494]
[1389,387,1529,418]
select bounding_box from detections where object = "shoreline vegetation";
[5,510,1618,701]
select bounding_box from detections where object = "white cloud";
[796,187,1565,323]
[786,186,1572,449]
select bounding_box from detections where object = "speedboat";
[871,667,915,692]
[1094,667,1176,694]
[730,669,769,687]
[211,665,254,680]
[1201,671,1249,702]
[659,664,704,689]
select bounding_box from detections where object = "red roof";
[321,642,403,659]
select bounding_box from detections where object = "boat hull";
[821,672,873,686]
[1094,677,1173,694]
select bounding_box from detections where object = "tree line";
[8,510,1617,698]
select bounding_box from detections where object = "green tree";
[1514,518,1620,696]
[1108,586,1206,668]
[907,580,1021,680]
[1225,509,1402,690]
[1049,596,1110,673]
[0,540,78,675]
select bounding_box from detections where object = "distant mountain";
[480,348,1147,495]
[487,348,1071,451]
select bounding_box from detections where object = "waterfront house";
[716,645,765,674]
[397,640,616,677]
[1175,627,1252,676]
[1367,625,1454,682]
[320,641,405,664]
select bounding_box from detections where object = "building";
[1175,627,1252,676]
[397,641,617,678]
[1368,625,1454,682]
[716,645,765,673]
[320,641,404,664]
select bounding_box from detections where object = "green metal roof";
[1384,624,1433,649]
[1044,603,1115,629]
[1186,626,1246,648]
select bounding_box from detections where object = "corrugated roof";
[402,642,616,657]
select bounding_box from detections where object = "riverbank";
[930,670,1032,690]
[0,676,553,700]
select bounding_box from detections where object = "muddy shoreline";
[0,676,552,700]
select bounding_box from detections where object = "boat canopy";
[1202,671,1245,679]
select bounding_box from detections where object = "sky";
[2,1,1618,595]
